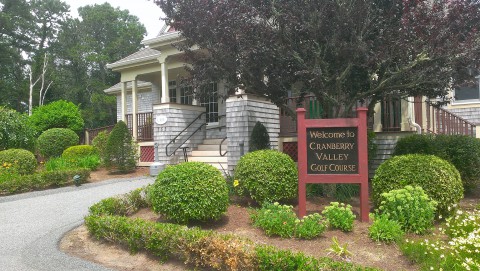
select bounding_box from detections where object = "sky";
[64,0,165,39]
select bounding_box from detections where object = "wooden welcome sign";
[297,108,369,222]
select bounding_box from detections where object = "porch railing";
[85,125,115,144]
[280,95,358,136]
[424,102,476,137]
[125,112,154,142]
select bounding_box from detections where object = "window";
[454,86,480,102]
[381,96,402,132]
[201,83,219,123]
[180,86,193,105]
[168,81,177,103]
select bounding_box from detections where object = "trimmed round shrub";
[372,154,463,217]
[0,149,37,175]
[149,162,229,224]
[0,106,36,152]
[393,134,480,193]
[234,150,298,204]
[62,145,97,159]
[29,100,84,135]
[37,128,79,159]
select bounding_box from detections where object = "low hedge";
[85,191,379,271]
[0,168,90,195]
[85,215,377,271]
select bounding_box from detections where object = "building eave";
[142,31,183,48]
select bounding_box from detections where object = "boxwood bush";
[393,134,480,193]
[149,162,229,224]
[37,128,79,158]
[372,154,463,217]
[0,149,37,175]
[234,150,298,204]
[62,145,97,159]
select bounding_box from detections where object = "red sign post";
[297,107,369,222]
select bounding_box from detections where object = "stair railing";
[219,137,228,156]
[165,111,207,159]
[425,102,476,137]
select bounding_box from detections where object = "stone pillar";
[226,94,280,173]
[132,80,138,140]
[153,103,206,166]
[160,61,169,103]
[121,82,127,122]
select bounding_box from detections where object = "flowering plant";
[322,202,356,232]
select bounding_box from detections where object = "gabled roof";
[104,80,152,94]
[106,48,161,69]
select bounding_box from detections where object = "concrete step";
[197,144,227,151]
[191,150,224,157]
[189,156,228,163]
[202,138,227,145]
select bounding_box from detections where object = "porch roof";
[106,48,161,70]
[103,80,152,94]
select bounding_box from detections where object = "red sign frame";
[297,107,369,222]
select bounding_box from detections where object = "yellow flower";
[233,180,239,187]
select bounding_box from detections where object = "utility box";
[149,162,164,176]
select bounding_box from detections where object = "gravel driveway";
[0,176,154,271]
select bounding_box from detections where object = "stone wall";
[226,94,280,173]
[152,103,206,166]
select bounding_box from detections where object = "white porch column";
[160,61,169,103]
[132,80,138,140]
[121,81,127,122]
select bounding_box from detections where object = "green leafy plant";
[45,155,100,171]
[0,106,36,151]
[372,154,463,217]
[28,100,84,135]
[393,134,480,193]
[294,213,326,240]
[36,128,79,159]
[249,121,270,151]
[322,202,356,232]
[0,149,37,175]
[234,150,298,204]
[250,202,297,238]
[377,185,436,234]
[62,145,97,159]
[104,121,137,173]
[326,237,352,260]
[368,214,404,243]
[148,162,229,224]
[250,202,326,239]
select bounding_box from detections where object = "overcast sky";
[63,0,165,39]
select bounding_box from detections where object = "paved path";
[0,176,155,271]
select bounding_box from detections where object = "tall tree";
[155,0,480,117]
[54,3,146,127]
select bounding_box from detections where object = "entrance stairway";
[188,138,228,173]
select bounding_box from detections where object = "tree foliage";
[29,100,84,135]
[104,121,137,173]
[0,1,146,128]
[155,0,480,116]
[0,106,35,151]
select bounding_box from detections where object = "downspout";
[408,96,422,134]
